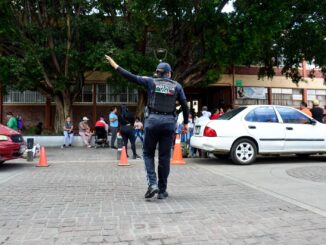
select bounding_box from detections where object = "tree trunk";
[53,93,73,133]
[135,90,146,120]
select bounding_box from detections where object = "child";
[134,117,144,143]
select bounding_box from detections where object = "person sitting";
[95,116,109,133]
[94,117,109,147]
[79,117,93,148]
[62,116,74,148]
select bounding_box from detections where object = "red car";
[0,124,26,164]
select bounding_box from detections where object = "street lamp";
[154,48,167,62]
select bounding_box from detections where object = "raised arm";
[105,55,149,87]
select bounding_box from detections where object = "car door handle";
[248,126,256,129]
[286,127,293,130]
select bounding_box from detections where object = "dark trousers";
[110,127,118,147]
[120,125,136,157]
[143,114,175,192]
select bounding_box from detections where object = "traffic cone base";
[171,134,186,165]
[36,146,49,167]
[118,146,130,166]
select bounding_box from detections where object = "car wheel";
[214,154,230,160]
[230,138,257,165]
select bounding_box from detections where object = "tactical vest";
[148,78,178,114]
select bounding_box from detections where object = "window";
[272,88,302,107]
[217,107,247,120]
[75,84,93,102]
[4,90,46,103]
[96,84,138,103]
[276,107,310,124]
[245,106,278,123]
[307,89,326,107]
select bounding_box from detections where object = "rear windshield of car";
[215,107,247,120]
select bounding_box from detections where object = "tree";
[99,0,326,86]
[0,0,115,132]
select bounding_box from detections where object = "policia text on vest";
[105,55,189,200]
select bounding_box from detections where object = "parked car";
[0,124,26,164]
[190,105,325,165]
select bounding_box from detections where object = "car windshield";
[216,107,247,120]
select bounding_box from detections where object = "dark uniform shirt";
[116,67,189,124]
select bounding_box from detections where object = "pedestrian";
[210,108,220,120]
[105,55,189,199]
[134,117,144,143]
[109,107,119,149]
[219,107,224,116]
[197,106,211,123]
[6,112,18,130]
[300,101,312,117]
[79,116,93,148]
[62,116,74,148]
[310,99,324,122]
[201,106,211,120]
[16,115,24,132]
[119,105,140,159]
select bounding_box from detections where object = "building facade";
[1,65,325,132]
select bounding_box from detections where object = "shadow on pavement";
[0,161,34,170]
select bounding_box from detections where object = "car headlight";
[0,135,8,141]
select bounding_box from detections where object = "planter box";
[23,135,101,147]
[23,135,142,147]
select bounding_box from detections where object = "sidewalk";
[0,147,326,244]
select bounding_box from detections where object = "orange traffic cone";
[118,146,130,166]
[171,134,186,165]
[36,146,49,167]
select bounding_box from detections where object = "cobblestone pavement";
[1,148,326,244]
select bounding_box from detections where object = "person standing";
[6,112,18,130]
[109,107,119,149]
[119,105,140,159]
[105,55,189,199]
[134,117,144,143]
[300,101,312,117]
[62,116,74,147]
[210,108,220,120]
[310,99,324,122]
[201,106,211,119]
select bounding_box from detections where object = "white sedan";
[190,105,326,164]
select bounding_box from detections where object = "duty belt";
[149,109,175,115]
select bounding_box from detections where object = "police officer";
[105,55,189,199]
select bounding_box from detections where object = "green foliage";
[1,0,326,94]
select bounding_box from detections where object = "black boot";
[145,185,159,198]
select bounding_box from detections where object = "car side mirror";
[310,119,317,125]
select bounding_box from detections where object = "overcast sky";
[222,0,235,13]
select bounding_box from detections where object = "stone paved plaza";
[1,147,326,244]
